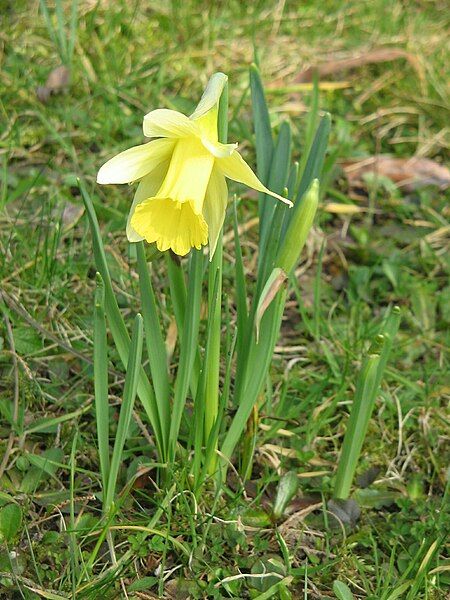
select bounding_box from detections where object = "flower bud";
[275,179,319,274]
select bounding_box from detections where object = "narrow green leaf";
[334,307,401,499]
[296,113,331,204]
[221,289,286,466]
[333,346,383,500]
[297,73,320,186]
[79,179,164,460]
[258,120,292,277]
[250,64,274,238]
[105,314,144,512]
[233,200,248,370]
[283,113,330,235]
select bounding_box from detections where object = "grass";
[1,0,449,598]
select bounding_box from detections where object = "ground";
[0,1,449,598]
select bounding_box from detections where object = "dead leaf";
[60,201,85,232]
[342,156,450,192]
[297,48,424,83]
[356,466,381,488]
[324,203,366,215]
[36,65,71,102]
[165,318,177,363]
[328,498,361,527]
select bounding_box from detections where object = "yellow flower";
[97,73,291,257]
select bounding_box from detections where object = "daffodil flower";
[97,73,291,257]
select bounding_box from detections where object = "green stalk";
[93,273,110,498]
[136,243,170,452]
[166,252,200,398]
[192,269,220,488]
[168,250,203,463]
[166,253,187,332]
[105,314,144,512]
[204,79,228,473]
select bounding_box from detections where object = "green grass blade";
[67,0,79,64]
[39,0,59,61]
[168,250,203,462]
[54,0,68,64]
[79,179,164,460]
[94,273,110,497]
[105,314,144,512]
[136,242,170,451]
[68,430,80,591]
[250,64,274,242]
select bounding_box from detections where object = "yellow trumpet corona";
[97,73,291,257]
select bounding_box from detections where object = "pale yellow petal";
[97,138,175,184]
[131,198,208,256]
[201,138,237,158]
[203,167,228,259]
[143,109,199,139]
[190,73,228,141]
[217,151,293,207]
[126,160,170,242]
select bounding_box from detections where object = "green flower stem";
[136,243,170,452]
[204,80,228,474]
